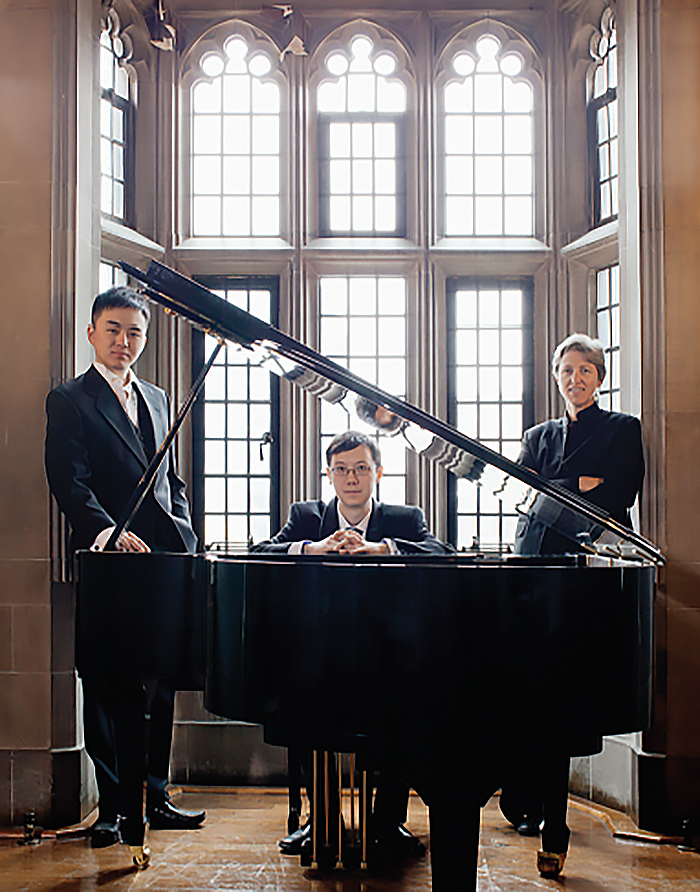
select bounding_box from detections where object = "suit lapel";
[319,499,340,538]
[85,366,148,467]
[366,502,383,541]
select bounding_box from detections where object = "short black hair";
[91,286,151,326]
[326,430,381,466]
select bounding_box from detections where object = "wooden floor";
[1,788,699,891]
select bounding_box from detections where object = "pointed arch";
[308,20,415,238]
[436,21,543,239]
[588,8,618,225]
[180,20,288,239]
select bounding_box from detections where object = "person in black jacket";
[253,429,452,859]
[503,333,645,878]
[255,430,448,558]
[45,287,205,862]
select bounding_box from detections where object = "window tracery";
[438,25,540,238]
[100,11,135,222]
[589,9,618,225]
[313,24,411,236]
[183,23,284,237]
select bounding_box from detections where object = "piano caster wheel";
[537,850,566,878]
[130,845,151,871]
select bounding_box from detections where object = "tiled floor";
[1,789,699,891]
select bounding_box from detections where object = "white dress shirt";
[93,361,139,427]
[90,362,140,550]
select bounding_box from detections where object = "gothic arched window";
[100,23,134,223]
[589,10,618,225]
[440,30,537,237]
[185,26,284,237]
[316,30,408,236]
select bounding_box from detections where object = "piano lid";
[121,259,664,565]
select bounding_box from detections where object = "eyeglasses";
[329,463,374,478]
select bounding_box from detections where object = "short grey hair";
[551,333,606,383]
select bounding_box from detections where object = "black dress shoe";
[90,819,120,848]
[375,823,427,857]
[147,800,205,830]
[516,817,542,837]
[279,820,310,855]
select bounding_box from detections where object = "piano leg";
[361,768,369,869]
[397,741,496,892]
[426,796,480,891]
[336,754,344,869]
[310,750,318,869]
[540,751,572,857]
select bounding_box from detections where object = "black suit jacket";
[45,365,196,553]
[514,403,644,555]
[252,497,451,555]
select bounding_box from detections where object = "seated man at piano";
[253,429,451,857]
[44,286,205,859]
[256,429,449,558]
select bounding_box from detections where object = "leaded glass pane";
[451,283,531,549]
[100,29,131,222]
[319,276,407,503]
[444,33,534,236]
[596,264,621,411]
[201,283,278,546]
[591,15,619,224]
[318,33,406,236]
[191,36,281,236]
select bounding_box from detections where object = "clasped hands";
[302,529,389,555]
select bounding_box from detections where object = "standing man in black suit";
[45,286,205,857]
[253,429,452,858]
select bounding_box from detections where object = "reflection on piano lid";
[272,357,484,483]
[120,259,664,566]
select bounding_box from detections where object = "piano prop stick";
[113,259,663,890]
[336,754,344,870]
[105,338,224,551]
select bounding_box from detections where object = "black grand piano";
[76,260,662,889]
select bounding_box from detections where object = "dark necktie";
[134,388,156,460]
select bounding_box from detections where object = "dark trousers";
[499,749,571,854]
[82,677,175,836]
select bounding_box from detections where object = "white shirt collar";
[93,361,137,392]
[93,362,139,425]
[337,499,374,534]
